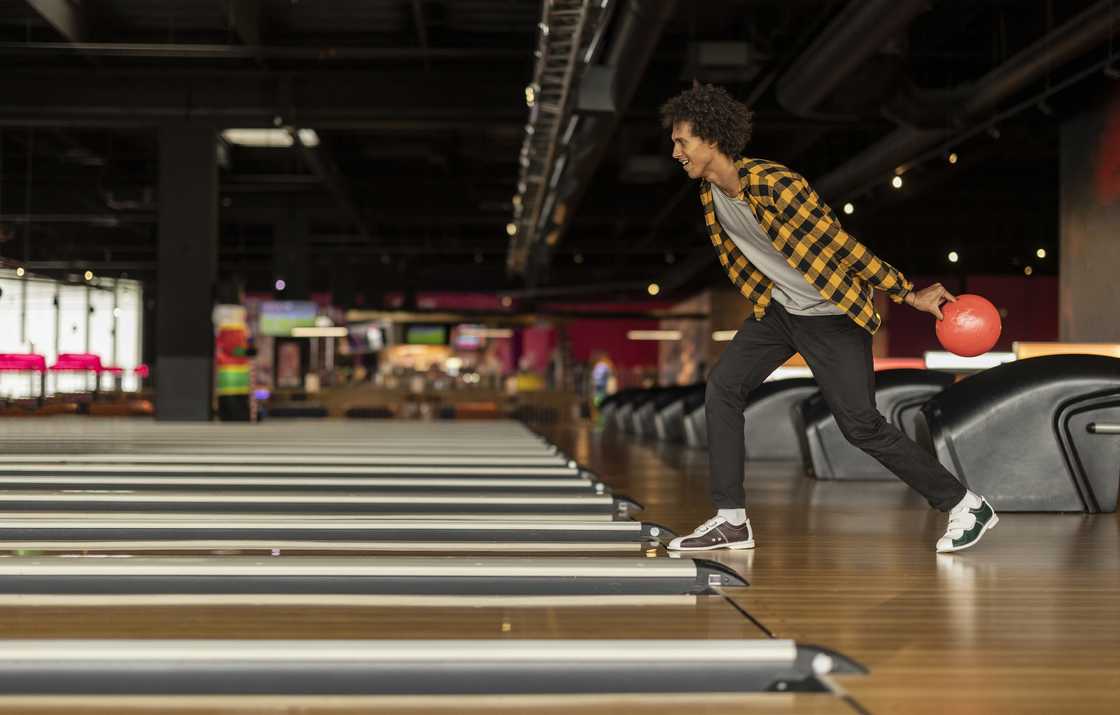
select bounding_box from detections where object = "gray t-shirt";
[711,186,843,316]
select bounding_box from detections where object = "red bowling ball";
[936,294,1002,357]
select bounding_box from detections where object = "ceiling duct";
[775,0,930,118]
[813,0,1120,200]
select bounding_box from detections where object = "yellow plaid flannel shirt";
[701,157,913,334]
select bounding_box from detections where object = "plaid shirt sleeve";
[763,168,914,303]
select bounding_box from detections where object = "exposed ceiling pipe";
[774,0,931,117]
[814,0,1120,200]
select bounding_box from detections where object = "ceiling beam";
[0,42,520,61]
[0,69,525,127]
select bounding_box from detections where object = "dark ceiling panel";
[0,0,1107,297]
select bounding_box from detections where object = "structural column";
[156,125,218,420]
[1059,93,1120,342]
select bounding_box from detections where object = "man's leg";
[705,313,795,509]
[790,314,967,511]
[668,312,794,551]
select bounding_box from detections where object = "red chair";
[49,353,104,394]
[0,353,47,399]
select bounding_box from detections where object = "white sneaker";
[936,492,999,553]
[667,515,755,551]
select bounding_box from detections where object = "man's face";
[671,121,716,180]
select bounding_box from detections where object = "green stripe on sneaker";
[952,501,994,548]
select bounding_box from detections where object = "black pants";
[705,301,966,512]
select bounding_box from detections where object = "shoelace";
[696,516,726,534]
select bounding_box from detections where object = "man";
[660,84,998,554]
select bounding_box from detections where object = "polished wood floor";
[1,417,1116,713]
[547,422,1120,714]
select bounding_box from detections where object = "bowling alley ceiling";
[0,0,1110,301]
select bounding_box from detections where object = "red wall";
[566,319,661,367]
[520,325,556,373]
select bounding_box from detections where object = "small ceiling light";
[220,127,319,148]
[506,222,518,237]
[83,270,94,281]
[275,279,286,291]
[664,252,676,264]
[296,129,320,147]
[15,267,25,277]
[948,152,959,164]
[1024,266,1034,276]
[1036,248,1047,259]
[222,129,290,148]
[647,283,660,296]
[891,176,903,189]
[573,253,584,264]
[524,84,538,107]
[474,252,484,264]
[512,195,522,208]
[843,202,854,215]
[500,296,513,308]
[947,251,959,264]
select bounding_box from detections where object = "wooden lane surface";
[0,595,766,639]
[543,423,1120,715]
[0,693,859,714]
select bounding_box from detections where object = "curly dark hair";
[659,83,753,157]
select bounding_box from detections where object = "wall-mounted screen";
[259,301,317,337]
[404,324,448,346]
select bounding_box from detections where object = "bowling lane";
[0,515,667,554]
[0,593,764,639]
[0,491,626,515]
